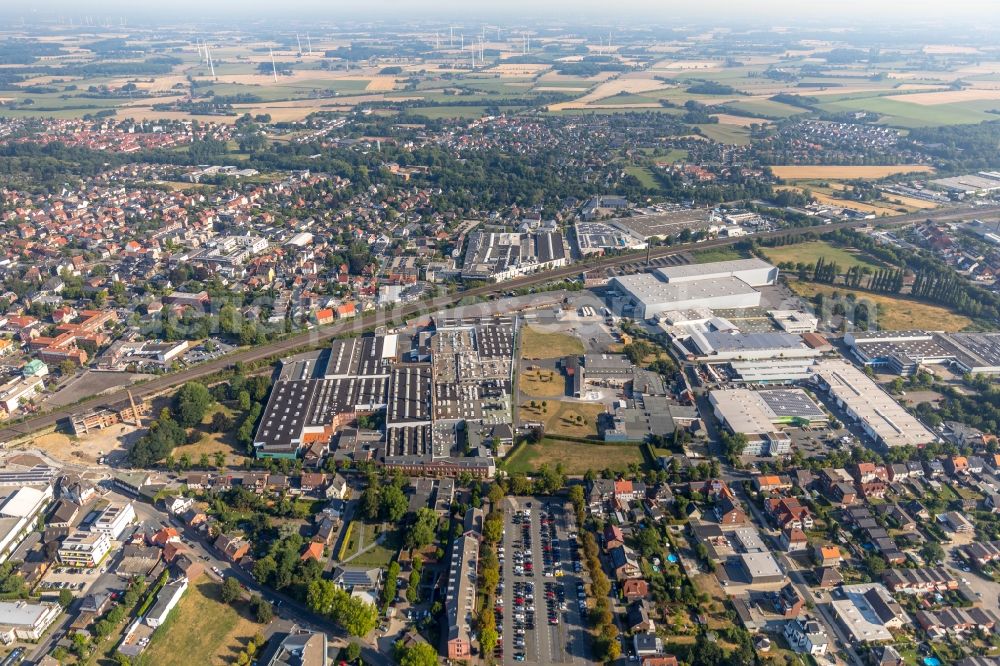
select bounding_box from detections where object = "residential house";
[780,528,808,553]
[715,497,748,526]
[214,534,250,562]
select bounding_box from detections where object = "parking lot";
[499,497,591,666]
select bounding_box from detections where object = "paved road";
[3,203,999,446]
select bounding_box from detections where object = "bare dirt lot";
[35,426,142,465]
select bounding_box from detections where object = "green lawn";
[720,98,807,119]
[695,123,751,145]
[349,524,402,568]
[625,166,659,189]
[759,240,884,271]
[504,437,644,475]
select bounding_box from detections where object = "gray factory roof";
[655,258,775,282]
[689,330,805,355]
[758,389,827,420]
[613,273,758,306]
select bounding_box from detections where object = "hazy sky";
[13,0,1000,20]
[11,0,1000,22]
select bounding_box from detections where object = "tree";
[482,512,504,544]
[921,541,945,564]
[380,485,408,523]
[174,382,213,428]
[382,561,400,606]
[211,411,234,433]
[344,642,362,663]
[407,568,421,603]
[360,481,381,521]
[250,595,273,624]
[480,625,498,655]
[487,483,505,506]
[405,508,438,549]
[220,575,242,604]
[395,641,438,666]
[338,596,378,637]
[58,588,74,608]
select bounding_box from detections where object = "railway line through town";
[1,203,998,444]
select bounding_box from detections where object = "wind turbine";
[207,44,216,80]
[269,48,278,82]
[306,34,313,55]
[449,26,454,48]
[295,33,302,55]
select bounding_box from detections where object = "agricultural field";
[519,400,605,439]
[759,240,884,271]
[770,165,934,180]
[788,281,973,331]
[143,580,261,666]
[520,326,585,360]
[504,437,644,475]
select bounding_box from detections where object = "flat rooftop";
[614,273,759,306]
[813,360,934,448]
[655,258,775,283]
[610,209,712,239]
[711,388,826,436]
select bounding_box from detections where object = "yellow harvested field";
[788,282,972,332]
[651,60,719,70]
[549,74,670,110]
[487,63,550,76]
[365,77,397,92]
[923,44,984,55]
[116,108,239,123]
[535,86,589,92]
[812,192,896,215]
[771,165,934,180]
[886,89,1000,105]
[712,113,771,126]
[879,193,941,210]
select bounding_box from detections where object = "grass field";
[143,580,259,666]
[815,94,999,128]
[695,123,751,145]
[788,281,972,331]
[348,523,401,568]
[520,400,605,439]
[771,165,934,180]
[407,105,494,119]
[519,368,568,399]
[504,437,644,475]
[520,326,585,360]
[625,165,659,189]
[759,240,883,271]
